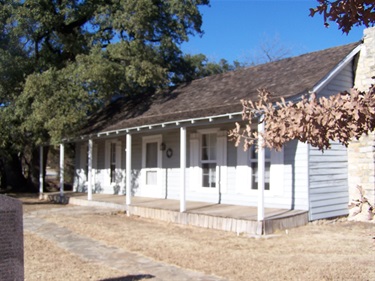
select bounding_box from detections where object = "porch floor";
[44,192,309,235]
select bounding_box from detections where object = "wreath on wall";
[166,148,173,158]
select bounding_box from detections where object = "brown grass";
[21,194,375,281]
[24,232,126,281]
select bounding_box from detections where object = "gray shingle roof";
[82,41,361,136]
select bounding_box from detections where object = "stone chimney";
[354,26,375,91]
[348,27,375,222]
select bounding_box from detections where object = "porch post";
[87,139,93,201]
[180,126,187,212]
[59,143,64,197]
[257,115,265,222]
[39,145,44,200]
[126,133,132,206]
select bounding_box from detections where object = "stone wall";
[0,195,24,280]
[348,27,375,221]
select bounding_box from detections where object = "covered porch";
[42,192,308,235]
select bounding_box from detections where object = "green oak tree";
[0,0,210,190]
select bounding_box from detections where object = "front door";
[142,135,163,197]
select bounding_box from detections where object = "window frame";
[197,128,220,190]
[200,132,217,188]
[249,145,271,190]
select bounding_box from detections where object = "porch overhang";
[63,111,243,143]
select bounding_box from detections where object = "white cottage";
[68,28,374,224]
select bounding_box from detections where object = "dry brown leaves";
[229,84,375,151]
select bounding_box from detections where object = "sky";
[181,0,365,64]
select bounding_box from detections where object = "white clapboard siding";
[283,140,310,211]
[308,64,353,220]
[317,63,354,98]
[308,142,349,220]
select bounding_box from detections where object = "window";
[250,145,271,190]
[110,143,116,183]
[201,133,217,188]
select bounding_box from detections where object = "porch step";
[128,205,308,235]
[42,193,308,235]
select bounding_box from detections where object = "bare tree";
[241,33,292,66]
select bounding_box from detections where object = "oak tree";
[0,0,209,190]
[310,0,375,34]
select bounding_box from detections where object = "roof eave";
[63,111,244,142]
[310,43,362,94]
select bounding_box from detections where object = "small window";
[250,145,271,190]
[201,133,217,188]
[110,143,116,183]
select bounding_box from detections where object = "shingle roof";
[82,41,361,136]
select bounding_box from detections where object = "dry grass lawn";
[19,194,375,281]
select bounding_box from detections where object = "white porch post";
[39,145,44,200]
[126,133,132,206]
[180,126,187,212]
[87,139,93,201]
[59,143,64,197]
[257,115,265,222]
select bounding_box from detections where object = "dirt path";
[19,194,375,281]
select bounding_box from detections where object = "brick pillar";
[348,27,375,221]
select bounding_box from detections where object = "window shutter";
[92,144,98,188]
[236,141,251,193]
[115,142,122,182]
[217,131,227,193]
[189,133,200,191]
[80,144,88,182]
[105,141,110,180]
[270,148,284,195]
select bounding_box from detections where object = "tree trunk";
[0,158,7,189]
[4,153,31,192]
[29,146,40,188]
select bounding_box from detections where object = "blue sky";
[181,0,365,64]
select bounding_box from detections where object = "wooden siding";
[308,64,353,220]
[221,139,309,210]
[95,140,113,194]
[161,130,181,199]
[74,128,309,212]
[317,63,354,98]
[308,142,349,220]
[283,140,309,210]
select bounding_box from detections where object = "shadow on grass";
[6,192,71,205]
[100,274,155,281]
